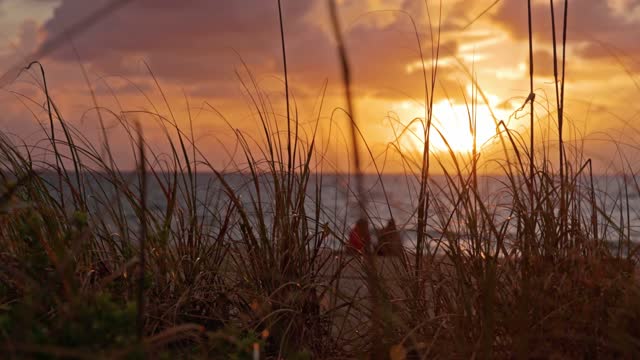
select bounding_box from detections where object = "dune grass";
[1,0,640,358]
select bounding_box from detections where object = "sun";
[394,100,499,154]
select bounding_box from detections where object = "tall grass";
[1,0,640,358]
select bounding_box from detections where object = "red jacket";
[348,220,370,252]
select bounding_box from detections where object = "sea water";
[37,172,640,253]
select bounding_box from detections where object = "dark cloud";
[43,0,315,83]
[493,0,640,60]
[39,0,466,101]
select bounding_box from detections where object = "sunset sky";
[1,0,639,173]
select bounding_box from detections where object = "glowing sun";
[395,100,499,154]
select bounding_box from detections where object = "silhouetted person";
[376,218,404,257]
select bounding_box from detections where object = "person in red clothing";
[348,218,370,254]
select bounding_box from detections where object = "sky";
[0,0,639,174]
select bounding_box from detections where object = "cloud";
[37,0,473,103]
[35,0,638,115]
[0,18,42,72]
[39,0,327,93]
[493,0,640,60]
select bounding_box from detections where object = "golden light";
[394,100,500,154]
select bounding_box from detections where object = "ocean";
[37,172,640,252]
